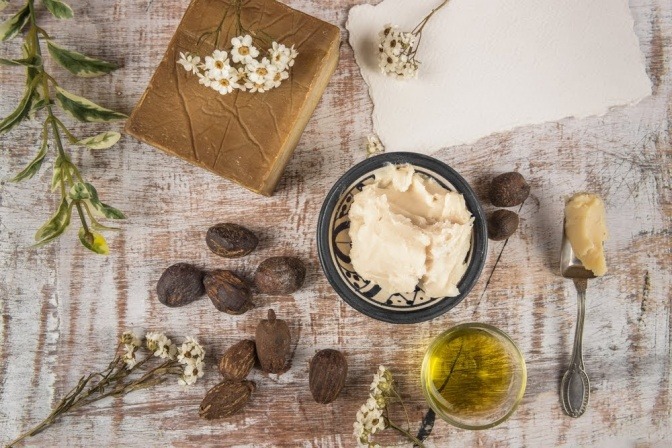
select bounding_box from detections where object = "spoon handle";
[561,278,590,417]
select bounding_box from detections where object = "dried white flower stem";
[354,366,427,448]
[6,332,205,447]
[410,0,451,58]
[378,0,452,79]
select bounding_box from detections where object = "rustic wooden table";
[1,0,670,447]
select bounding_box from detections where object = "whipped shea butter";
[348,164,473,297]
[564,193,608,276]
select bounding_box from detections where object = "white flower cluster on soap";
[378,24,419,80]
[177,35,298,94]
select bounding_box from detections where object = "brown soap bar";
[125,0,340,196]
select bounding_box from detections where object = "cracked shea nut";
[489,172,530,207]
[309,349,348,404]
[156,263,205,307]
[218,340,257,381]
[204,270,254,315]
[199,380,255,420]
[206,223,258,258]
[487,209,520,241]
[255,309,291,374]
[254,257,306,294]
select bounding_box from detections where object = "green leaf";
[0,54,41,67]
[28,97,52,119]
[43,0,73,19]
[54,86,127,122]
[0,77,37,135]
[11,131,48,182]
[51,156,63,191]
[78,227,109,255]
[69,182,126,219]
[77,131,121,149]
[68,182,89,200]
[46,40,117,77]
[93,201,125,220]
[34,198,71,245]
[0,4,29,41]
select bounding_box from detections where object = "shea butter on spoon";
[564,193,608,276]
[348,164,474,297]
[559,192,607,418]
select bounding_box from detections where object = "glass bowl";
[421,323,527,429]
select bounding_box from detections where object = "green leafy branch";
[1,0,126,254]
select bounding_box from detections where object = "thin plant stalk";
[1,0,127,254]
[6,332,204,447]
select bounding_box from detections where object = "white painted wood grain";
[0,0,670,446]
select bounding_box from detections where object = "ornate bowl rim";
[316,152,488,324]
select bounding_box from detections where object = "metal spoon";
[559,226,595,418]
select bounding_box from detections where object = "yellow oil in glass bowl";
[421,323,526,429]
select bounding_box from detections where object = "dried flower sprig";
[365,135,385,158]
[353,366,426,448]
[5,331,205,447]
[0,0,126,254]
[178,37,297,94]
[378,0,451,79]
[182,0,298,95]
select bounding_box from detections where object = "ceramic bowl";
[316,152,487,324]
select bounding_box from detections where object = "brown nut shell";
[255,309,291,374]
[218,340,256,380]
[254,257,306,294]
[199,380,255,420]
[156,263,205,307]
[309,349,348,404]
[487,209,520,241]
[204,270,253,315]
[489,172,530,207]
[206,223,258,258]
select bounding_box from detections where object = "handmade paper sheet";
[347,0,652,153]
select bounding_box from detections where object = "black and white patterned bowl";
[317,152,488,324]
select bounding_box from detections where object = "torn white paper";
[347,0,652,153]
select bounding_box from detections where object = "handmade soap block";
[126,0,340,195]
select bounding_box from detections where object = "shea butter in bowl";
[317,153,487,324]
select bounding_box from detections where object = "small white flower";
[178,336,205,365]
[120,330,142,348]
[244,80,268,93]
[177,52,201,75]
[366,409,385,434]
[246,57,278,84]
[178,360,205,386]
[269,42,292,70]
[288,45,298,67]
[231,35,260,64]
[121,344,138,370]
[145,331,177,360]
[198,72,213,87]
[366,135,384,157]
[204,49,230,79]
[212,75,236,94]
[266,69,289,89]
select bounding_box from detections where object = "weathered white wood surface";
[0,0,670,446]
